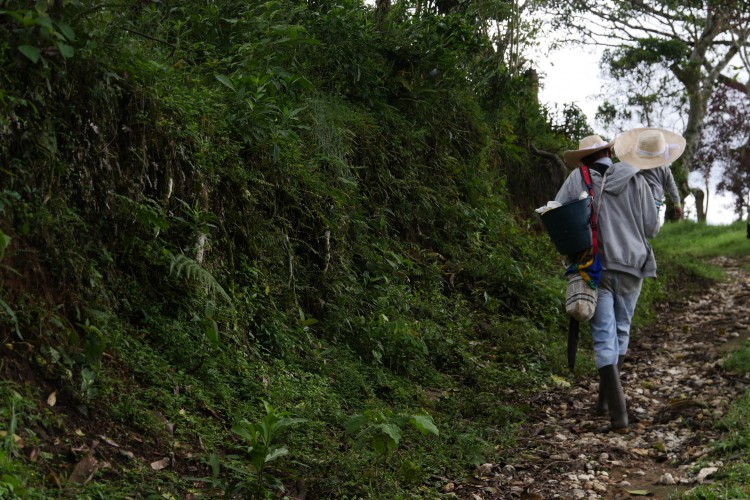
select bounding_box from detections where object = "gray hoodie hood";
[602,162,639,196]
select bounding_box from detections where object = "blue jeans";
[591,270,643,368]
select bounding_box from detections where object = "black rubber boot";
[595,355,625,414]
[595,383,607,415]
[598,363,628,433]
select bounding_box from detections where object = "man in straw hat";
[615,127,687,220]
[555,133,661,433]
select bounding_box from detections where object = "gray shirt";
[638,166,681,206]
[555,161,659,278]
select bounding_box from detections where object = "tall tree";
[539,0,750,221]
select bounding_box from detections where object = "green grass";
[722,340,750,375]
[656,221,750,258]
[647,221,749,301]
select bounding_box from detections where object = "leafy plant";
[79,367,96,402]
[0,453,22,499]
[3,3,78,65]
[367,314,428,374]
[345,410,439,464]
[192,300,222,348]
[0,387,26,499]
[229,401,306,498]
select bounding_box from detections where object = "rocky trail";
[449,257,750,499]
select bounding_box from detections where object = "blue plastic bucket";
[540,197,592,255]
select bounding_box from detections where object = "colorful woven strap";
[580,166,598,256]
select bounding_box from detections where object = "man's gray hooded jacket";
[555,161,659,278]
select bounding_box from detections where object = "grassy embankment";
[0,2,583,498]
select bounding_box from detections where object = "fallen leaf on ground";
[150,457,170,470]
[98,435,120,447]
[0,431,24,448]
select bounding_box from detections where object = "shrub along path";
[445,257,750,499]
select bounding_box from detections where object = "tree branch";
[530,144,567,179]
[117,27,178,56]
[717,74,749,96]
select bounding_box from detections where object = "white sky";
[537,46,604,127]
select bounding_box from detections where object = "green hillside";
[0,1,683,498]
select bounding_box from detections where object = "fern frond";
[168,253,233,306]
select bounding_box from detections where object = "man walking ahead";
[555,131,671,433]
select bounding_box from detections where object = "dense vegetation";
[1,1,723,499]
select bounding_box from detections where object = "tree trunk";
[674,77,710,192]
[691,188,706,222]
[376,0,391,25]
[703,170,710,221]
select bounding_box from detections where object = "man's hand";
[674,205,683,219]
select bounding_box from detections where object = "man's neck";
[588,157,612,177]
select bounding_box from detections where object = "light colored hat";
[614,127,686,170]
[563,135,615,168]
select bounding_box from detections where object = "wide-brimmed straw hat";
[614,127,686,170]
[563,135,615,168]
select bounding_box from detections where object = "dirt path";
[449,257,750,499]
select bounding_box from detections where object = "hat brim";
[562,139,615,169]
[614,127,686,170]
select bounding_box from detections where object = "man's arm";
[640,176,660,238]
[554,169,583,204]
[663,166,682,216]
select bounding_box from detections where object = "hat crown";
[613,127,686,169]
[578,135,610,151]
[635,130,668,157]
[563,134,615,168]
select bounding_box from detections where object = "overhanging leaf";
[215,73,235,92]
[55,21,76,41]
[204,318,220,345]
[272,417,307,434]
[34,15,54,30]
[18,45,41,63]
[231,421,257,443]
[345,414,370,434]
[376,423,401,445]
[56,42,75,59]
[0,298,21,339]
[264,446,288,463]
[411,415,439,436]
[0,229,11,261]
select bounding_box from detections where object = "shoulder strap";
[580,166,598,256]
